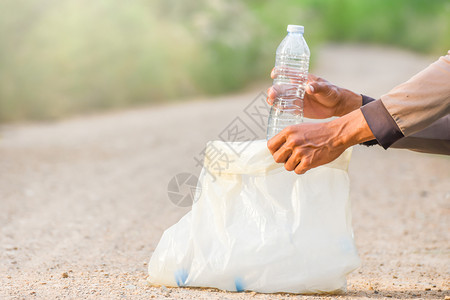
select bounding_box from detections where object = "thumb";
[306,81,330,95]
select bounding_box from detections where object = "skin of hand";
[267,109,375,174]
[267,69,363,118]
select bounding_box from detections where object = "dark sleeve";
[359,95,450,155]
[360,99,405,149]
[361,94,375,106]
[390,115,450,155]
[360,95,379,146]
[359,95,405,148]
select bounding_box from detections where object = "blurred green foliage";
[0,0,449,122]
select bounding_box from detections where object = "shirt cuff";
[360,99,405,149]
[361,94,375,106]
[360,95,378,146]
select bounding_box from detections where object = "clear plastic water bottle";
[266,25,310,140]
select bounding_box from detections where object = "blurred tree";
[0,0,448,122]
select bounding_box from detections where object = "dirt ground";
[0,44,449,299]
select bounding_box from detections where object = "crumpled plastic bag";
[148,139,360,294]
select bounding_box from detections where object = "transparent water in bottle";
[266,25,310,140]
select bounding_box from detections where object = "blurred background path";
[0,44,449,299]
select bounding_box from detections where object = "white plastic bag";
[148,140,360,294]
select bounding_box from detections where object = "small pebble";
[161,285,170,297]
[62,272,69,278]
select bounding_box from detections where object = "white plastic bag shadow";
[148,140,360,294]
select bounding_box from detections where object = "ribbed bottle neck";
[287,32,303,36]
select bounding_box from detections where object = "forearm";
[334,89,363,117]
[328,109,375,148]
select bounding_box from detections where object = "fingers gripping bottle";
[266,25,310,140]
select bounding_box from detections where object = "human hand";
[267,70,363,119]
[267,109,375,174]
